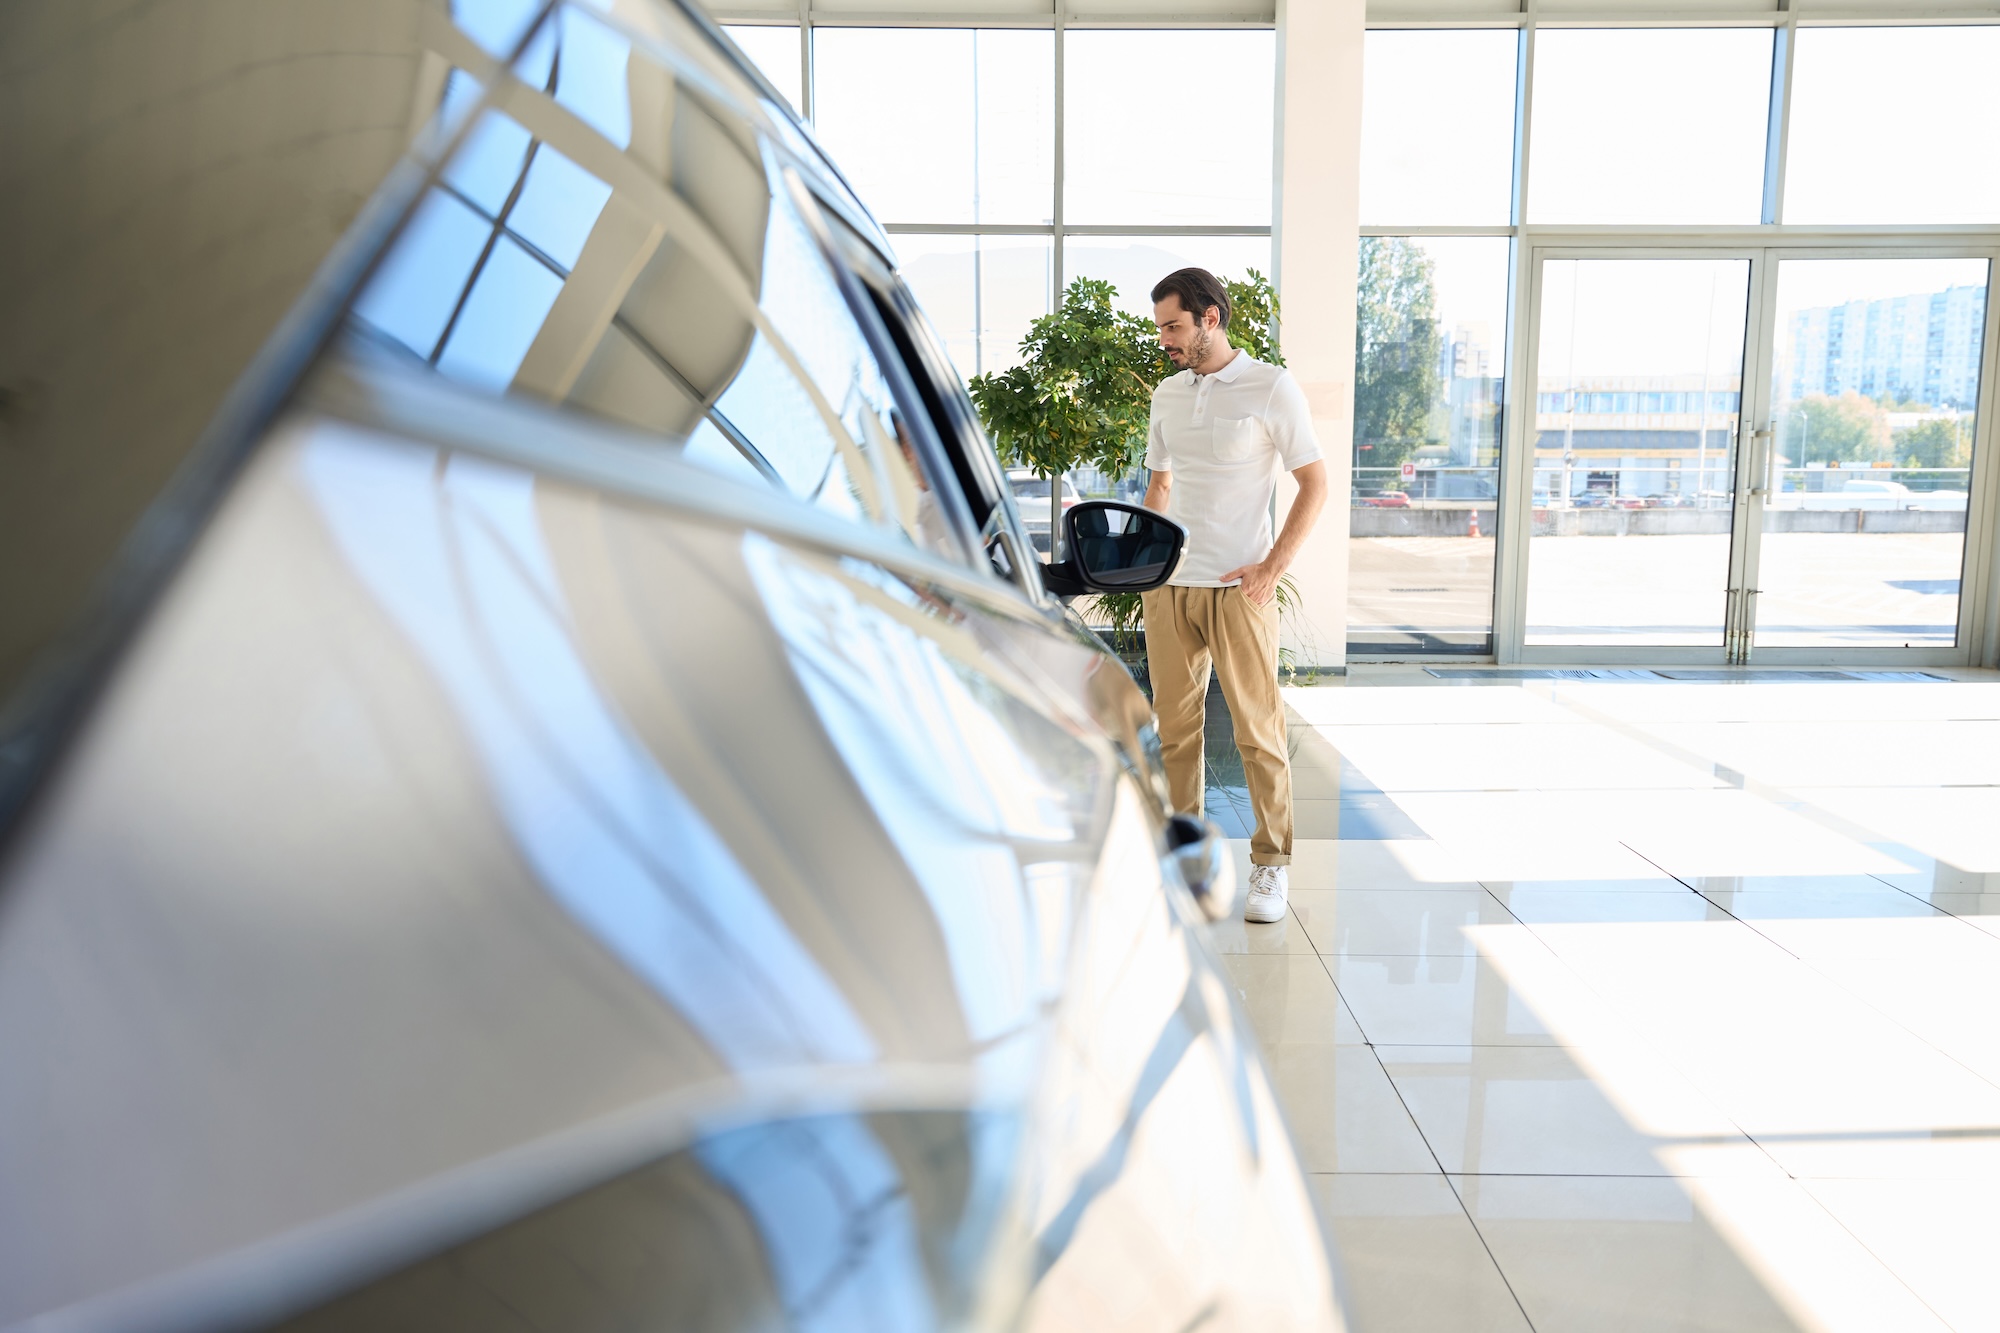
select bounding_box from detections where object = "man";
[1140,268,1327,924]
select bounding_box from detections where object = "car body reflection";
[0,0,1343,1329]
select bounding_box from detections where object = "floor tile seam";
[1621,840,1773,928]
[1302,948,1368,1046]
[1283,904,1327,955]
[1313,884,1499,893]
[1343,1030,1450,1170]
[1303,1170,1451,1177]
[1442,1167,1952,1333]
[1792,951,2000,1104]
[1780,1174,1963,1331]
[1310,949,1527,961]
[1427,1167,1782,1178]
[1867,868,1994,911]
[1541,685,1963,907]
[1434,1172,1544,1333]
[1348,1035,1546,1330]
[1669,868,2000,989]
[1310,898,1876,1171]
[1359,782,1737,796]
[1431,873,1804,1186]
[1365,1056,1782,1157]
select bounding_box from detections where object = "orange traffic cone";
[1468,508,1481,538]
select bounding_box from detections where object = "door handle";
[1163,813,1236,922]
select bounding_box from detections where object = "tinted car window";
[349,3,957,556]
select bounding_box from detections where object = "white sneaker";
[1243,865,1289,923]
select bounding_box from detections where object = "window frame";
[711,11,1279,349]
[1348,10,2000,666]
[708,2,2000,667]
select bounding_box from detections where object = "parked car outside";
[1009,467,1085,554]
[0,2,1345,1331]
[1362,490,1410,508]
[1771,479,1969,511]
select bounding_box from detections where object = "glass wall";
[1527,29,1772,226]
[1525,258,1751,647]
[1359,17,1997,661]
[809,28,1057,389]
[814,28,1053,227]
[1757,258,1992,647]
[1062,31,1274,228]
[1353,30,1517,653]
[1785,27,2000,226]
[721,25,801,115]
[725,10,1999,661]
[805,25,1274,394]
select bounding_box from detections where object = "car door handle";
[1164,813,1236,922]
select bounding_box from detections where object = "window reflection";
[349,3,956,558]
[301,425,877,1069]
[744,534,1091,1044]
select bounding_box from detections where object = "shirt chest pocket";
[1211,415,1263,462]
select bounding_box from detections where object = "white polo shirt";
[1144,351,1323,587]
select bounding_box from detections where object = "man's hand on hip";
[1220,558,1281,606]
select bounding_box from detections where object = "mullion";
[430,42,565,364]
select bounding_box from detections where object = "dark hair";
[1150,267,1231,330]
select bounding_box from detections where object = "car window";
[819,218,1037,593]
[347,2,959,558]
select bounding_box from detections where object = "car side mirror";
[1163,813,1235,922]
[1040,501,1186,598]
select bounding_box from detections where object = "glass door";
[1746,257,1992,651]
[1521,256,1756,650]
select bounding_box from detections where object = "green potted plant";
[968,270,1305,678]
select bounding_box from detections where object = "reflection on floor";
[1212,667,2000,1333]
[1202,682,1428,840]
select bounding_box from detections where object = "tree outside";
[1352,237,1444,482]
[1776,392,1890,468]
[1896,415,1973,475]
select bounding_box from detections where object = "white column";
[1273,0,1363,675]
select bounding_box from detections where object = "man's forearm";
[1143,472,1171,514]
[1265,465,1329,572]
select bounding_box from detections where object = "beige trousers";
[1141,584,1292,866]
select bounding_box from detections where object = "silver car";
[0,2,1345,1329]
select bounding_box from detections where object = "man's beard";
[1175,325,1213,370]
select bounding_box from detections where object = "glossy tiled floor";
[1210,668,2000,1333]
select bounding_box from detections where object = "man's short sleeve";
[1143,385,1170,472]
[1267,369,1324,470]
